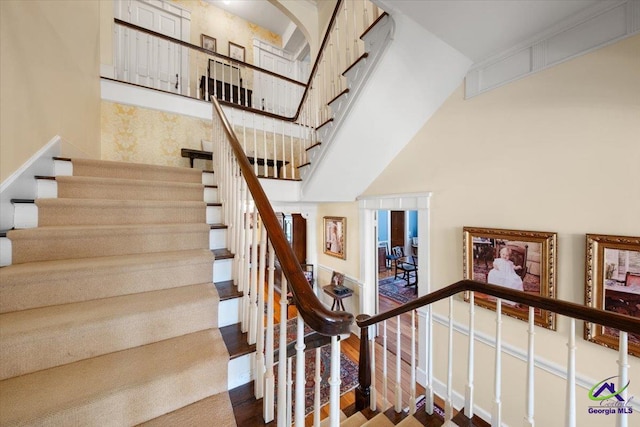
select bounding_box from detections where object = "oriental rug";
[378,277,418,305]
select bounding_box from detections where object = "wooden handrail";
[211,95,353,336]
[356,279,640,333]
[354,279,640,411]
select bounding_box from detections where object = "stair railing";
[211,94,353,425]
[356,279,640,426]
[110,0,384,181]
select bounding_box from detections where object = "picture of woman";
[324,217,346,259]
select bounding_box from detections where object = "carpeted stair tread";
[36,198,206,226]
[0,329,229,426]
[342,412,368,427]
[362,413,395,427]
[0,283,219,380]
[0,249,214,313]
[8,223,210,263]
[137,392,237,426]
[55,176,204,202]
[70,158,202,183]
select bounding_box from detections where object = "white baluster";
[382,319,388,411]
[524,306,535,427]
[255,217,266,400]
[271,119,277,178]
[444,297,455,426]
[253,113,258,176]
[295,313,306,427]
[370,324,377,411]
[409,310,416,414]
[425,305,434,415]
[617,331,629,427]
[465,292,475,418]
[492,299,503,427]
[242,192,252,333]
[263,239,275,422]
[313,347,322,427]
[277,274,288,426]
[329,335,342,426]
[565,318,576,427]
[248,204,258,345]
[287,357,293,427]
[281,121,286,179]
[395,315,402,412]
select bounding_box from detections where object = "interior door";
[116,0,187,94]
[390,211,405,253]
[256,48,294,115]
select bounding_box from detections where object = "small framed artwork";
[201,34,216,53]
[463,227,558,329]
[584,234,640,356]
[228,41,245,62]
[324,217,346,259]
[330,271,345,287]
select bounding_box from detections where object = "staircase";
[0,158,236,426]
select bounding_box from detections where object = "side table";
[322,285,353,311]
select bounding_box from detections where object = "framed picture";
[324,217,346,259]
[584,234,640,356]
[228,41,245,62]
[201,34,216,53]
[463,227,558,329]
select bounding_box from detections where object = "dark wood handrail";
[357,279,640,333]
[354,279,640,411]
[211,96,353,336]
[114,18,305,87]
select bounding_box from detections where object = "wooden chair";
[388,246,404,272]
[395,255,418,293]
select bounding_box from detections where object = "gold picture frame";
[463,227,558,329]
[584,234,640,357]
[324,217,346,259]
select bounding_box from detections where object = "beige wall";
[363,35,640,426]
[0,0,101,183]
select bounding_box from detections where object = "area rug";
[272,319,359,416]
[378,277,418,305]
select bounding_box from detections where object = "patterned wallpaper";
[101,101,212,169]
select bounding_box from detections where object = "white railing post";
[254,217,266,400]
[294,313,306,427]
[394,315,402,412]
[492,299,503,427]
[382,319,388,411]
[443,297,455,427]
[313,347,322,427]
[524,306,535,427]
[409,310,416,415]
[329,335,342,426]
[465,292,475,418]
[617,331,629,427]
[425,305,434,415]
[248,204,258,345]
[263,239,275,422]
[565,318,576,427]
[277,274,288,426]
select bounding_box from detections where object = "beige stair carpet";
[36,198,207,226]
[0,249,214,313]
[362,413,394,427]
[0,159,235,426]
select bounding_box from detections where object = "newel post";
[355,314,371,411]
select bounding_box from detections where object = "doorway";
[378,210,419,311]
[356,193,431,317]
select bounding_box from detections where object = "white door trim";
[357,192,432,316]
